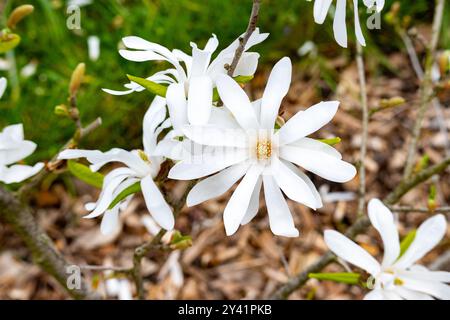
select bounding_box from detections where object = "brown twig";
[403,0,445,178]
[227,0,261,76]
[270,157,450,299]
[356,42,369,217]
[388,206,450,214]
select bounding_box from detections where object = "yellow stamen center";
[394,278,404,286]
[256,140,272,160]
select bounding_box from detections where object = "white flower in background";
[105,277,132,300]
[0,121,44,184]
[313,0,385,47]
[88,36,100,61]
[58,96,174,234]
[103,29,268,126]
[67,0,92,7]
[325,199,450,300]
[169,57,356,237]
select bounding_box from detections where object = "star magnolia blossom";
[325,199,450,300]
[58,97,174,234]
[313,0,385,47]
[103,29,268,127]
[168,57,357,237]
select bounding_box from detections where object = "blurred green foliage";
[0,0,447,162]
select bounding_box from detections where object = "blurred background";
[0,0,448,160]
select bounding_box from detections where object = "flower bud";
[438,50,450,76]
[54,104,69,117]
[0,33,21,53]
[7,5,34,30]
[69,63,85,97]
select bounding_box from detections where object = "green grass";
[0,0,446,162]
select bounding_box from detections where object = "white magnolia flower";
[313,0,385,47]
[169,57,357,237]
[88,36,100,62]
[325,199,450,300]
[0,123,44,184]
[103,29,268,126]
[58,96,174,233]
[105,277,132,300]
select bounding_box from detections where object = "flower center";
[256,140,272,160]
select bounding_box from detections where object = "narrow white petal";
[292,137,342,159]
[0,141,37,166]
[186,163,250,206]
[100,207,120,235]
[276,101,340,145]
[240,176,262,225]
[324,230,381,276]
[395,214,447,269]
[314,0,333,24]
[0,162,44,184]
[280,145,356,183]
[166,83,188,132]
[263,174,299,237]
[233,52,260,77]
[119,49,164,62]
[141,175,174,230]
[143,96,167,154]
[400,268,450,283]
[260,57,292,129]
[401,277,450,300]
[223,165,263,236]
[363,289,385,300]
[353,0,366,46]
[271,157,320,209]
[215,74,259,129]
[187,76,213,125]
[394,287,434,300]
[182,125,247,148]
[333,0,348,48]
[368,199,400,267]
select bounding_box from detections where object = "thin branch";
[403,0,446,178]
[227,0,261,76]
[270,157,450,299]
[356,42,369,217]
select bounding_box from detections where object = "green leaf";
[318,137,341,146]
[108,181,141,209]
[308,272,361,285]
[399,229,416,258]
[127,74,168,97]
[0,33,21,53]
[233,75,253,83]
[67,160,104,189]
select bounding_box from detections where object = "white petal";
[233,52,260,77]
[353,0,366,46]
[400,267,450,283]
[395,214,447,269]
[260,57,292,129]
[0,77,6,99]
[333,0,348,48]
[143,96,167,154]
[189,43,213,77]
[280,145,356,183]
[215,74,259,129]
[0,141,37,166]
[100,207,121,235]
[168,148,248,180]
[102,87,136,96]
[209,107,241,129]
[401,277,450,300]
[240,176,262,225]
[324,230,381,276]
[276,101,340,145]
[0,162,44,184]
[223,165,263,236]
[314,0,333,24]
[187,76,213,125]
[187,163,249,206]
[119,49,164,62]
[271,157,320,209]
[141,175,174,230]
[394,287,433,300]
[292,137,342,159]
[182,125,247,148]
[1,123,24,141]
[368,199,400,267]
[263,174,299,237]
[166,83,188,132]
[363,289,385,300]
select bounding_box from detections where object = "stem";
[270,156,450,299]
[388,206,450,214]
[227,0,261,76]
[356,42,369,217]
[403,0,445,178]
